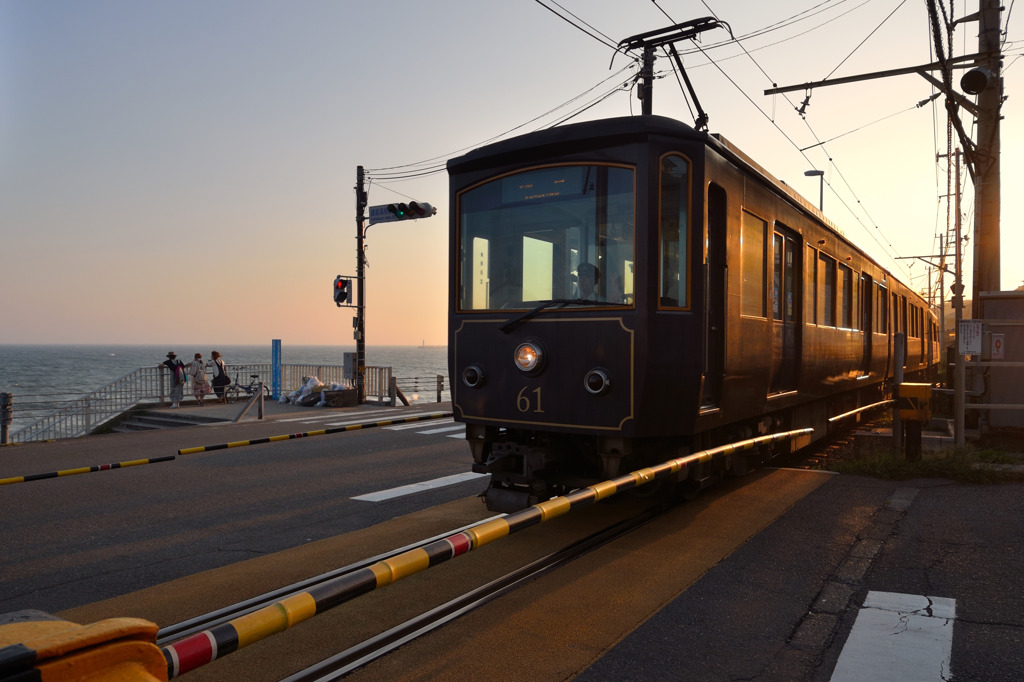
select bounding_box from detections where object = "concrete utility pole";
[969,0,1003,316]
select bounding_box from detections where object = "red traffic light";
[333,276,351,306]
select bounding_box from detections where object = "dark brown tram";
[447,115,938,512]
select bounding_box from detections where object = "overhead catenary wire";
[648,0,916,278]
[365,63,637,182]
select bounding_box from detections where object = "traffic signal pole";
[350,166,435,405]
[355,166,367,403]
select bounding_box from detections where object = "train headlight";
[462,365,486,388]
[513,341,544,374]
[584,368,611,395]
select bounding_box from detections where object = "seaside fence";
[5,364,449,443]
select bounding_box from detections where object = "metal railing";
[6,364,443,443]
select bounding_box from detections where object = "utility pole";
[969,0,1003,316]
[355,166,368,404]
[953,151,966,446]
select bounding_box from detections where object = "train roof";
[447,114,889,284]
[448,116,837,228]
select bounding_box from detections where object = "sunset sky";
[2,1,1021,346]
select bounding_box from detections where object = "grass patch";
[830,447,1024,484]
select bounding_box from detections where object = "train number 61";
[516,386,544,413]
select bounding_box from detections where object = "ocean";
[0,343,449,434]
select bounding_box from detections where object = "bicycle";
[224,366,271,404]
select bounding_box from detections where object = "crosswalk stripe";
[830,591,955,681]
[352,472,488,502]
[416,425,466,435]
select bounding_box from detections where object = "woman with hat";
[207,351,231,404]
[162,351,187,408]
[189,353,212,406]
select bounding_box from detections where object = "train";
[446,114,939,512]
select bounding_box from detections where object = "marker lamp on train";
[584,368,611,395]
[462,365,486,388]
[513,341,545,374]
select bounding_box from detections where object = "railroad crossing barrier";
[0,414,453,487]
[2,428,812,680]
[160,428,812,678]
[176,412,454,455]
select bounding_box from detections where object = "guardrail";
[5,365,448,443]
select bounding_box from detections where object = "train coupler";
[480,480,548,513]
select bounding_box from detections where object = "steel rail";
[155,515,504,646]
[161,428,812,678]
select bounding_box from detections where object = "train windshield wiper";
[500,298,623,334]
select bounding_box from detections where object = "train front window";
[458,164,634,311]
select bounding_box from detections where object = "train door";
[860,274,873,375]
[770,227,800,393]
[702,183,726,408]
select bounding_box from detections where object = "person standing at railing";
[208,351,230,404]
[189,353,212,406]
[163,351,187,408]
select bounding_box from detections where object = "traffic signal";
[387,201,435,220]
[387,203,409,219]
[407,201,434,218]
[333,276,351,306]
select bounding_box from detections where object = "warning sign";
[992,333,1005,360]
[959,319,982,355]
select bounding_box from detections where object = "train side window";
[772,231,797,322]
[773,234,783,320]
[659,154,690,308]
[839,263,853,328]
[876,284,888,333]
[820,254,836,327]
[741,211,767,317]
[806,244,818,325]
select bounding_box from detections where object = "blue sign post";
[271,339,282,400]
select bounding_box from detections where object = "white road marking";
[351,472,488,502]
[384,419,451,431]
[416,424,466,435]
[321,410,438,427]
[277,408,399,424]
[830,591,956,682]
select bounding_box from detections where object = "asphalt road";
[0,402,478,614]
[3,403,1022,680]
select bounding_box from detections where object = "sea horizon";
[0,343,450,434]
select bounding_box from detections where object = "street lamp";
[804,170,824,211]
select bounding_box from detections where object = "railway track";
[283,506,665,681]
[156,502,666,679]
[158,429,821,679]
[155,517,506,646]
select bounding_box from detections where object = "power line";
[365,63,637,182]
[532,0,618,50]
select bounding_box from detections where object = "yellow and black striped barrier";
[160,427,812,678]
[176,411,454,455]
[0,455,177,487]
